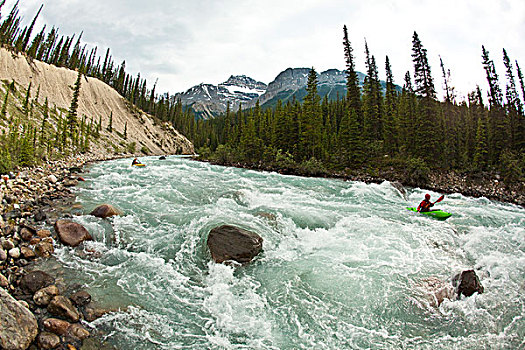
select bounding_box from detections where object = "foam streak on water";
[62,156,525,349]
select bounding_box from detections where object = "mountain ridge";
[175,68,381,119]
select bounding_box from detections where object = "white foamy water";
[56,156,524,349]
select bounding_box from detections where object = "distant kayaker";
[132,158,141,165]
[417,194,434,212]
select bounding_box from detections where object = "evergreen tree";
[107,111,113,132]
[0,83,9,119]
[411,31,436,99]
[299,67,322,160]
[67,70,82,146]
[40,98,49,143]
[517,61,525,108]
[20,4,42,52]
[411,32,438,160]
[338,108,362,167]
[362,40,382,142]
[342,25,361,119]
[502,49,521,150]
[482,45,506,163]
[23,82,31,115]
[473,116,488,170]
[439,56,455,104]
[383,56,398,154]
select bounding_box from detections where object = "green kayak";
[406,207,452,220]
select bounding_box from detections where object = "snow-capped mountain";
[174,75,267,119]
[173,68,394,118]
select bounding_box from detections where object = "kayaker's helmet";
[425,193,431,200]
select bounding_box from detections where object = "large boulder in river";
[452,270,484,298]
[54,219,93,247]
[89,204,122,218]
[207,225,263,264]
[0,287,38,350]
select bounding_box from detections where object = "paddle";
[433,195,444,205]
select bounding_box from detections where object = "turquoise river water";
[53,156,524,349]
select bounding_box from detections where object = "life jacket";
[418,199,433,212]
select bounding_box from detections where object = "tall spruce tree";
[482,45,506,163]
[67,70,82,147]
[342,25,361,121]
[411,32,438,160]
[383,56,397,154]
[362,40,382,142]
[299,67,322,160]
[411,32,436,99]
[502,49,521,150]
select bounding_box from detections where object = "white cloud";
[3,0,524,101]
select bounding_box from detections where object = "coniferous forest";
[0,1,524,187]
[195,27,525,187]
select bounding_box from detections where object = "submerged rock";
[0,287,38,350]
[54,219,93,247]
[207,225,263,264]
[89,204,122,219]
[70,290,91,307]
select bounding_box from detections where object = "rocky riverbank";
[0,153,127,350]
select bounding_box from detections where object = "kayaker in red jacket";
[417,194,434,212]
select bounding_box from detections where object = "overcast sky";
[4,0,525,101]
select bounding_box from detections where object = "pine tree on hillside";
[0,1,21,46]
[67,70,82,147]
[23,82,31,115]
[20,4,42,52]
[107,111,113,132]
[40,98,49,143]
[0,83,9,119]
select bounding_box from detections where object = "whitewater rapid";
[51,156,524,349]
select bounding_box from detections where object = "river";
[51,156,524,349]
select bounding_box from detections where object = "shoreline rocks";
[0,153,139,349]
[0,288,38,350]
